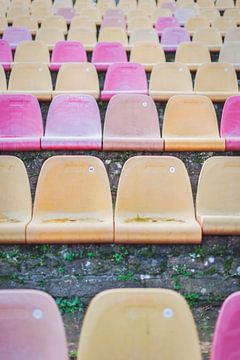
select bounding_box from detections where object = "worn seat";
[225,27,240,42]
[200,8,220,22]
[3,26,32,49]
[175,41,211,70]
[0,17,8,34]
[67,28,97,51]
[129,28,159,46]
[215,0,235,9]
[92,42,127,71]
[14,40,50,64]
[212,16,236,34]
[12,15,39,34]
[218,42,240,70]
[174,7,199,25]
[27,156,113,243]
[155,16,180,35]
[192,27,222,51]
[7,5,30,22]
[127,16,153,33]
[50,41,87,70]
[220,95,240,151]
[76,8,102,25]
[35,28,65,49]
[40,15,67,34]
[0,39,12,70]
[185,15,210,34]
[98,27,128,47]
[161,27,190,51]
[70,15,96,32]
[130,43,165,71]
[31,4,53,21]
[101,16,126,29]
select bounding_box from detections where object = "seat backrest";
[98,27,128,45]
[212,16,236,32]
[35,28,65,46]
[3,26,32,47]
[12,15,39,32]
[7,5,29,20]
[56,7,76,21]
[220,95,240,138]
[175,41,211,64]
[130,42,165,64]
[101,16,126,29]
[70,15,96,31]
[174,7,198,23]
[219,42,240,64]
[161,27,190,47]
[186,15,210,31]
[40,15,67,32]
[216,0,234,7]
[31,4,53,19]
[77,289,201,360]
[0,64,7,90]
[0,16,8,31]
[225,27,240,42]
[127,16,152,32]
[155,16,180,31]
[0,40,13,69]
[0,289,68,360]
[151,8,172,22]
[104,8,124,17]
[67,27,97,45]
[51,41,87,66]
[224,8,240,21]
[76,7,101,23]
[200,8,220,22]
[92,42,127,65]
[192,27,222,45]
[129,28,159,44]
[14,40,50,63]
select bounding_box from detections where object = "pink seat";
[211,292,240,360]
[221,96,240,151]
[3,27,32,50]
[104,9,125,18]
[0,94,43,151]
[92,42,127,71]
[0,40,12,70]
[50,41,87,71]
[42,94,102,150]
[161,27,190,51]
[156,16,180,35]
[101,16,126,29]
[101,62,148,100]
[174,8,198,25]
[57,8,76,22]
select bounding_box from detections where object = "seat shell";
[220,95,240,151]
[50,41,87,71]
[161,27,190,51]
[92,42,127,71]
[14,40,50,64]
[13,15,39,34]
[36,27,65,49]
[219,42,240,70]
[0,64,7,91]
[130,43,165,71]
[175,41,211,70]
[155,16,180,34]
[98,27,128,47]
[129,28,159,47]
[192,27,222,51]
[225,27,240,42]
[3,26,32,49]
[67,27,97,51]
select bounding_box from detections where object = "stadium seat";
[175,42,211,70]
[104,8,125,18]
[40,15,67,34]
[0,156,31,243]
[70,15,96,32]
[197,0,215,7]
[31,4,53,21]
[3,27,32,50]
[53,0,73,13]
[220,95,240,151]
[0,289,68,359]
[55,63,99,98]
[224,9,240,24]
[115,156,202,243]
[42,94,102,150]
[98,27,128,47]
[8,63,52,100]
[130,43,165,71]
[76,8,101,25]
[27,156,113,244]
[163,95,225,151]
[149,63,193,101]
[0,65,7,91]
[67,28,97,51]
[155,16,180,35]
[161,27,190,51]
[101,63,148,101]
[101,16,126,29]
[225,27,240,42]
[211,292,240,360]
[151,8,172,23]
[200,8,220,23]
[186,16,210,33]
[77,289,202,360]
[57,7,76,22]
[215,0,235,9]
[127,16,153,33]
[129,28,159,46]
[160,2,177,13]
[0,17,7,34]
[50,41,87,71]
[92,42,127,71]
[174,7,199,25]
[103,94,163,151]
[219,42,240,69]
[212,16,236,34]
[192,27,222,51]
[36,28,65,49]
[14,40,50,64]
[127,9,145,20]
[7,5,30,22]
[0,39,12,70]
[194,63,238,101]
[97,0,116,15]
[196,156,240,234]
[0,94,43,151]
[12,15,39,34]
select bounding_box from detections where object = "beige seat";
[10,0,31,8]
[7,5,30,21]
[0,156,31,244]
[27,156,113,244]
[127,9,145,21]
[77,289,201,360]
[163,95,225,151]
[219,42,240,70]
[97,0,116,16]
[192,27,222,51]
[12,15,39,34]
[74,0,93,10]
[224,9,240,24]
[215,0,235,9]
[196,156,240,234]
[55,63,99,98]
[75,8,102,25]
[31,5,53,21]
[67,28,97,51]
[0,65,7,92]
[197,0,215,8]
[127,16,153,33]
[118,0,137,11]
[200,8,220,23]
[225,27,240,42]
[70,15,96,32]
[212,16,236,34]
[36,28,65,49]
[175,42,211,70]
[176,0,195,6]
[103,94,163,151]
[31,0,52,11]
[0,16,7,34]
[8,63,52,100]
[186,16,210,34]
[14,40,50,64]
[151,8,172,23]
[114,156,202,244]
[98,27,128,47]
[149,63,193,101]
[194,63,238,101]
[129,28,159,47]
[130,43,165,71]
[40,15,67,34]
[137,3,157,16]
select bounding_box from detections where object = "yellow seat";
[0,17,7,34]
[40,15,67,34]
[216,0,235,9]
[199,8,220,23]
[151,8,173,23]
[0,156,32,244]
[192,27,222,51]
[163,95,225,151]
[0,65,7,92]
[75,8,102,25]
[12,15,39,34]
[175,41,211,70]
[27,156,113,244]
[219,42,240,69]
[130,42,165,71]
[196,156,240,234]
[35,28,65,50]
[194,63,238,101]
[67,28,97,51]
[186,15,210,33]
[7,5,30,21]
[212,16,236,34]
[149,63,193,101]
[225,27,240,42]
[77,289,201,360]
[55,63,99,98]
[14,40,50,64]
[224,9,240,24]
[31,5,53,21]
[114,156,202,244]
[8,63,52,100]
[70,15,96,32]
[129,28,159,47]
[127,16,153,33]
[98,27,128,47]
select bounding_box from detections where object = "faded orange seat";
[0,156,31,244]
[175,41,211,70]
[27,156,113,244]
[55,63,99,98]
[77,289,202,360]
[163,95,225,151]
[103,94,163,151]
[196,156,240,234]
[98,27,128,47]
[114,156,202,244]
[194,63,238,101]
[0,65,7,92]
[35,28,65,50]
[149,63,193,101]
[192,27,222,51]
[130,42,165,71]
[67,28,97,50]
[12,15,39,34]
[14,40,50,64]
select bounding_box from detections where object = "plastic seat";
[197,0,215,7]
[101,16,126,29]
[103,94,163,151]
[0,65,7,92]
[77,289,201,359]
[212,16,236,34]
[14,40,50,64]
[53,0,73,13]
[55,63,99,99]
[104,8,125,18]
[57,7,76,22]
[7,5,30,21]
[196,156,240,234]
[220,96,240,151]
[194,63,238,101]
[219,42,240,69]
[224,9,240,24]
[129,28,159,46]
[225,27,240,42]
[175,42,211,70]
[40,15,67,34]
[101,63,148,101]
[130,43,165,71]
[31,5,53,21]
[67,28,97,51]
[0,94,43,151]
[192,27,222,51]
[115,156,202,244]
[0,289,68,358]
[127,9,145,20]
[3,27,32,50]
[92,42,127,71]
[50,41,87,71]
[12,15,39,34]
[186,16,210,33]
[149,63,193,101]
[151,8,172,23]
[211,292,240,360]
[0,39,12,70]
[200,8,220,23]
[0,17,7,34]
[216,0,235,9]
[98,27,128,47]
[161,27,190,51]
[127,16,153,33]
[76,8,102,25]
[27,156,113,244]
[42,94,102,150]
[97,0,116,15]
[0,156,31,243]
[174,7,199,25]
[163,95,225,151]
[70,16,96,32]
[160,2,177,13]
[8,63,52,100]
[36,28,65,49]
[155,16,180,35]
